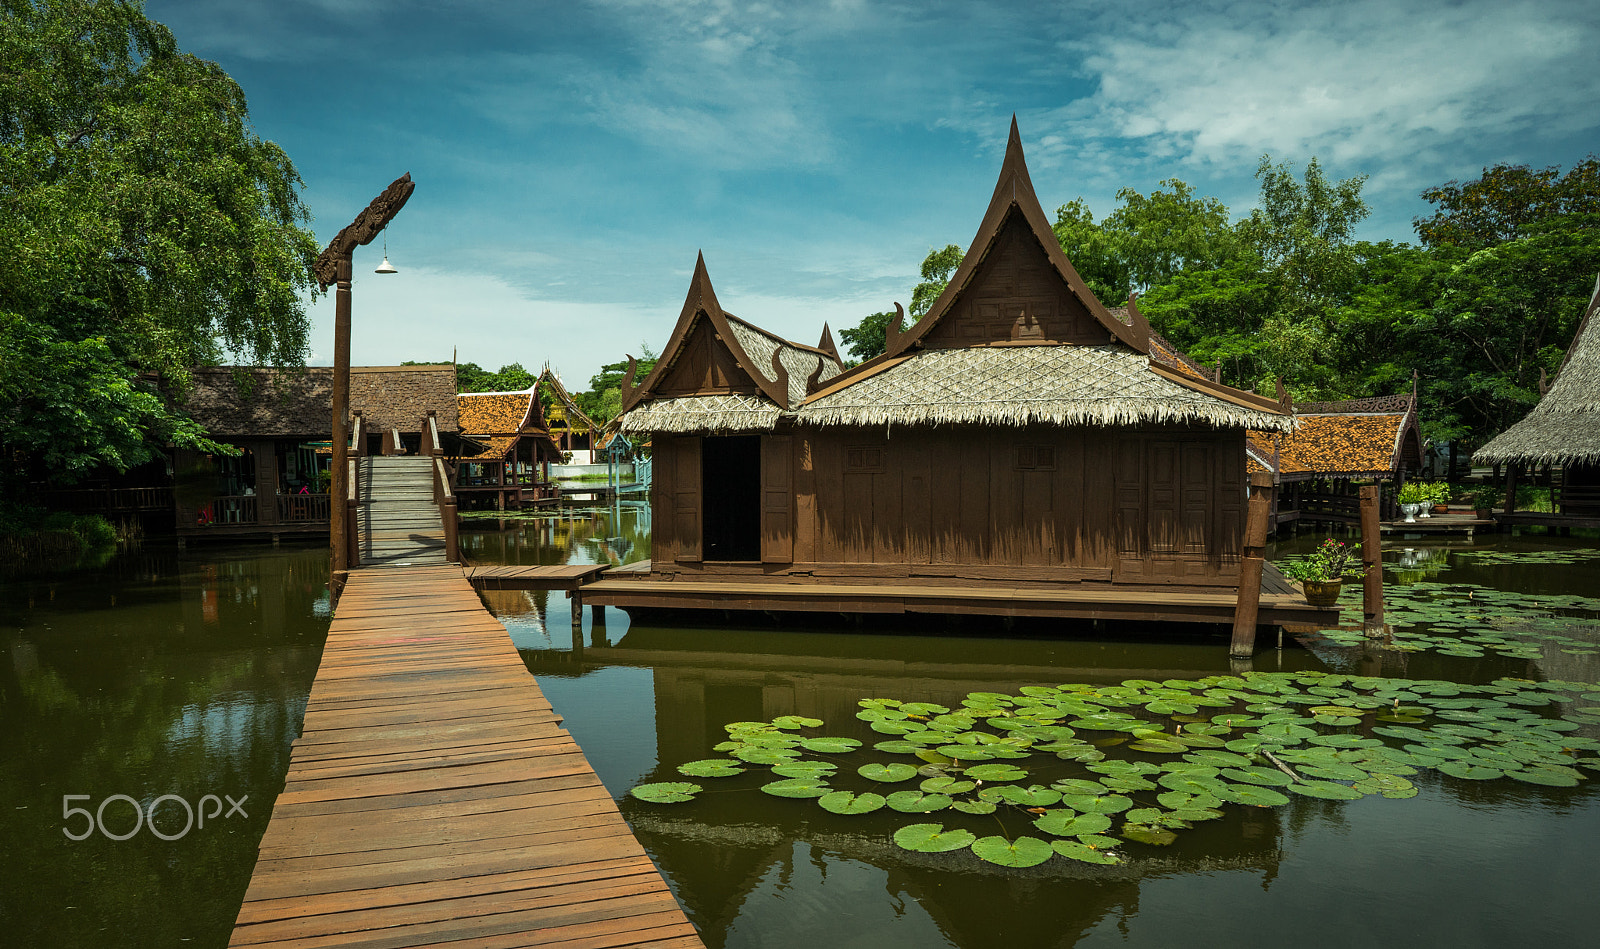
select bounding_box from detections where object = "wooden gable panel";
[921,214,1103,350]
[655,319,763,397]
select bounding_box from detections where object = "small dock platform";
[580,562,1336,628]
[1381,513,1494,537]
[465,563,612,591]
[231,564,701,949]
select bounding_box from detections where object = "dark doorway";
[702,435,761,561]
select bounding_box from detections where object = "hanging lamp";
[374,229,398,274]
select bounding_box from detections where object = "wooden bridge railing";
[426,412,459,563]
[277,493,331,522]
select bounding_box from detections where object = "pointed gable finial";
[817,323,840,363]
[689,250,722,316]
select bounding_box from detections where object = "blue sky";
[146,0,1600,389]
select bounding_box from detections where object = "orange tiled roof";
[1249,412,1410,479]
[458,392,534,436]
[1147,334,1208,380]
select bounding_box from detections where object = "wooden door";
[670,436,703,562]
[761,435,794,563]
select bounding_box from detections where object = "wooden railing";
[207,495,259,525]
[277,493,331,522]
[43,486,172,513]
[381,426,405,455]
[346,455,360,568]
[351,412,367,456]
[426,412,459,563]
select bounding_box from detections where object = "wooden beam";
[1360,484,1384,635]
[1230,472,1274,658]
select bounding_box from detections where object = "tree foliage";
[1,0,319,493]
[910,244,963,318]
[1416,158,1600,251]
[837,310,895,363]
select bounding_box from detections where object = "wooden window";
[845,446,885,472]
[1016,445,1055,470]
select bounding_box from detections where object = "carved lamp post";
[312,173,415,578]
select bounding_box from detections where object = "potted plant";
[1396,482,1427,523]
[1429,482,1452,515]
[1278,538,1367,608]
[1470,484,1501,519]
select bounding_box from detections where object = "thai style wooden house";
[538,365,601,464]
[1476,274,1600,529]
[587,122,1326,631]
[1247,391,1424,528]
[173,364,458,540]
[454,385,563,510]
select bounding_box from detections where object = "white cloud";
[1057,0,1600,171]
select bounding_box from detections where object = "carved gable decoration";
[920,211,1102,348]
[653,317,763,397]
[891,119,1149,357]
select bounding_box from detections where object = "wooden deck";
[231,564,701,949]
[581,561,1336,627]
[465,563,611,591]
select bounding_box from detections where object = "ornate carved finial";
[620,355,639,405]
[805,355,827,396]
[769,347,792,407]
[1539,367,1551,396]
[1122,292,1151,353]
[885,302,905,354]
[1275,376,1293,414]
[313,173,415,289]
[1213,358,1222,384]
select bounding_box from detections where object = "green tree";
[577,345,657,422]
[1241,155,1369,318]
[837,310,895,362]
[910,244,963,317]
[1416,158,1600,251]
[0,0,318,495]
[1051,199,1128,302]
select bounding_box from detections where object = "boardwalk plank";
[230,565,700,948]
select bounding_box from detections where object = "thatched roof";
[181,365,458,437]
[1475,275,1600,465]
[798,344,1294,431]
[616,254,844,435]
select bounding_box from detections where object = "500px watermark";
[62,794,248,841]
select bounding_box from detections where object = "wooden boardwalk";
[231,564,701,949]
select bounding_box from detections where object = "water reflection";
[0,545,328,947]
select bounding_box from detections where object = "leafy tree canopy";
[1,0,318,493]
[1416,157,1600,251]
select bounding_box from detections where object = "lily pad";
[771,760,838,778]
[971,835,1055,867]
[857,762,919,783]
[800,737,862,754]
[1285,780,1364,800]
[893,823,976,853]
[1120,823,1179,846]
[761,778,832,798]
[1052,840,1123,864]
[677,759,744,778]
[965,763,1028,782]
[630,782,703,803]
[1033,810,1113,837]
[1436,761,1504,780]
[886,790,953,813]
[950,798,998,815]
[772,715,823,730]
[996,785,1062,807]
[817,791,885,814]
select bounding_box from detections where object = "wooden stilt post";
[570,590,583,633]
[1360,484,1384,637]
[1231,472,1274,658]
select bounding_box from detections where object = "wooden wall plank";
[760,435,793,564]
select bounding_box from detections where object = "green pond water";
[3,508,1599,947]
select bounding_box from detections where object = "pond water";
[3,510,1598,947]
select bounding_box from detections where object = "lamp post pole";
[313,173,415,587]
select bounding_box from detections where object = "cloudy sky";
[146,0,1600,388]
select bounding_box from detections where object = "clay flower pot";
[1301,579,1343,608]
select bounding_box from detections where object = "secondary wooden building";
[1476,274,1600,528]
[454,385,564,510]
[588,122,1324,630]
[539,364,602,463]
[173,365,459,540]
[1248,391,1424,528]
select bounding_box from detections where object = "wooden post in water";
[1231,472,1275,658]
[1360,484,1385,636]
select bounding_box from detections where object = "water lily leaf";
[1307,735,1384,749]
[1175,734,1228,748]
[800,737,862,754]
[1125,807,1191,828]
[1509,768,1581,787]
[899,702,949,716]
[1353,773,1414,795]
[1129,738,1187,754]
[894,823,976,853]
[915,749,955,766]
[951,798,998,814]
[1052,778,1109,795]
[1158,790,1222,810]
[1099,775,1158,793]
[1285,780,1364,800]
[1224,784,1292,806]
[1185,750,1253,768]
[1299,762,1371,782]
[1058,793,1134,814]
[872,740,921,755]
[1170,806,1226,821]
[1120,823,1179,846]
[630,782,702,803]
[1052,840,1123,864]
[887,790,952,813]
[971,835,1055,867]
[732,746,803,764]
[1033,810,1113,837]
[817,791,885,814]
[772,715,823,730]
[936,744,998,761]
[996,785,1062,806]
[1077,833,1123,849]
[771,760,838,778]
[677,759,744,778]
[1157,773,1229,796]
[857,762,919,782]
[1221,766,1293,787]
[871,720,925,735]
[965,764,1028,782]
[921,777,975,794]
[761,778,831,798]
[1436,761,1504,780]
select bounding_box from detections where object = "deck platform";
[580,561,1336,628]
[1381,513,1494,537]
[231,564,701,949]
[466,563,611,591]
